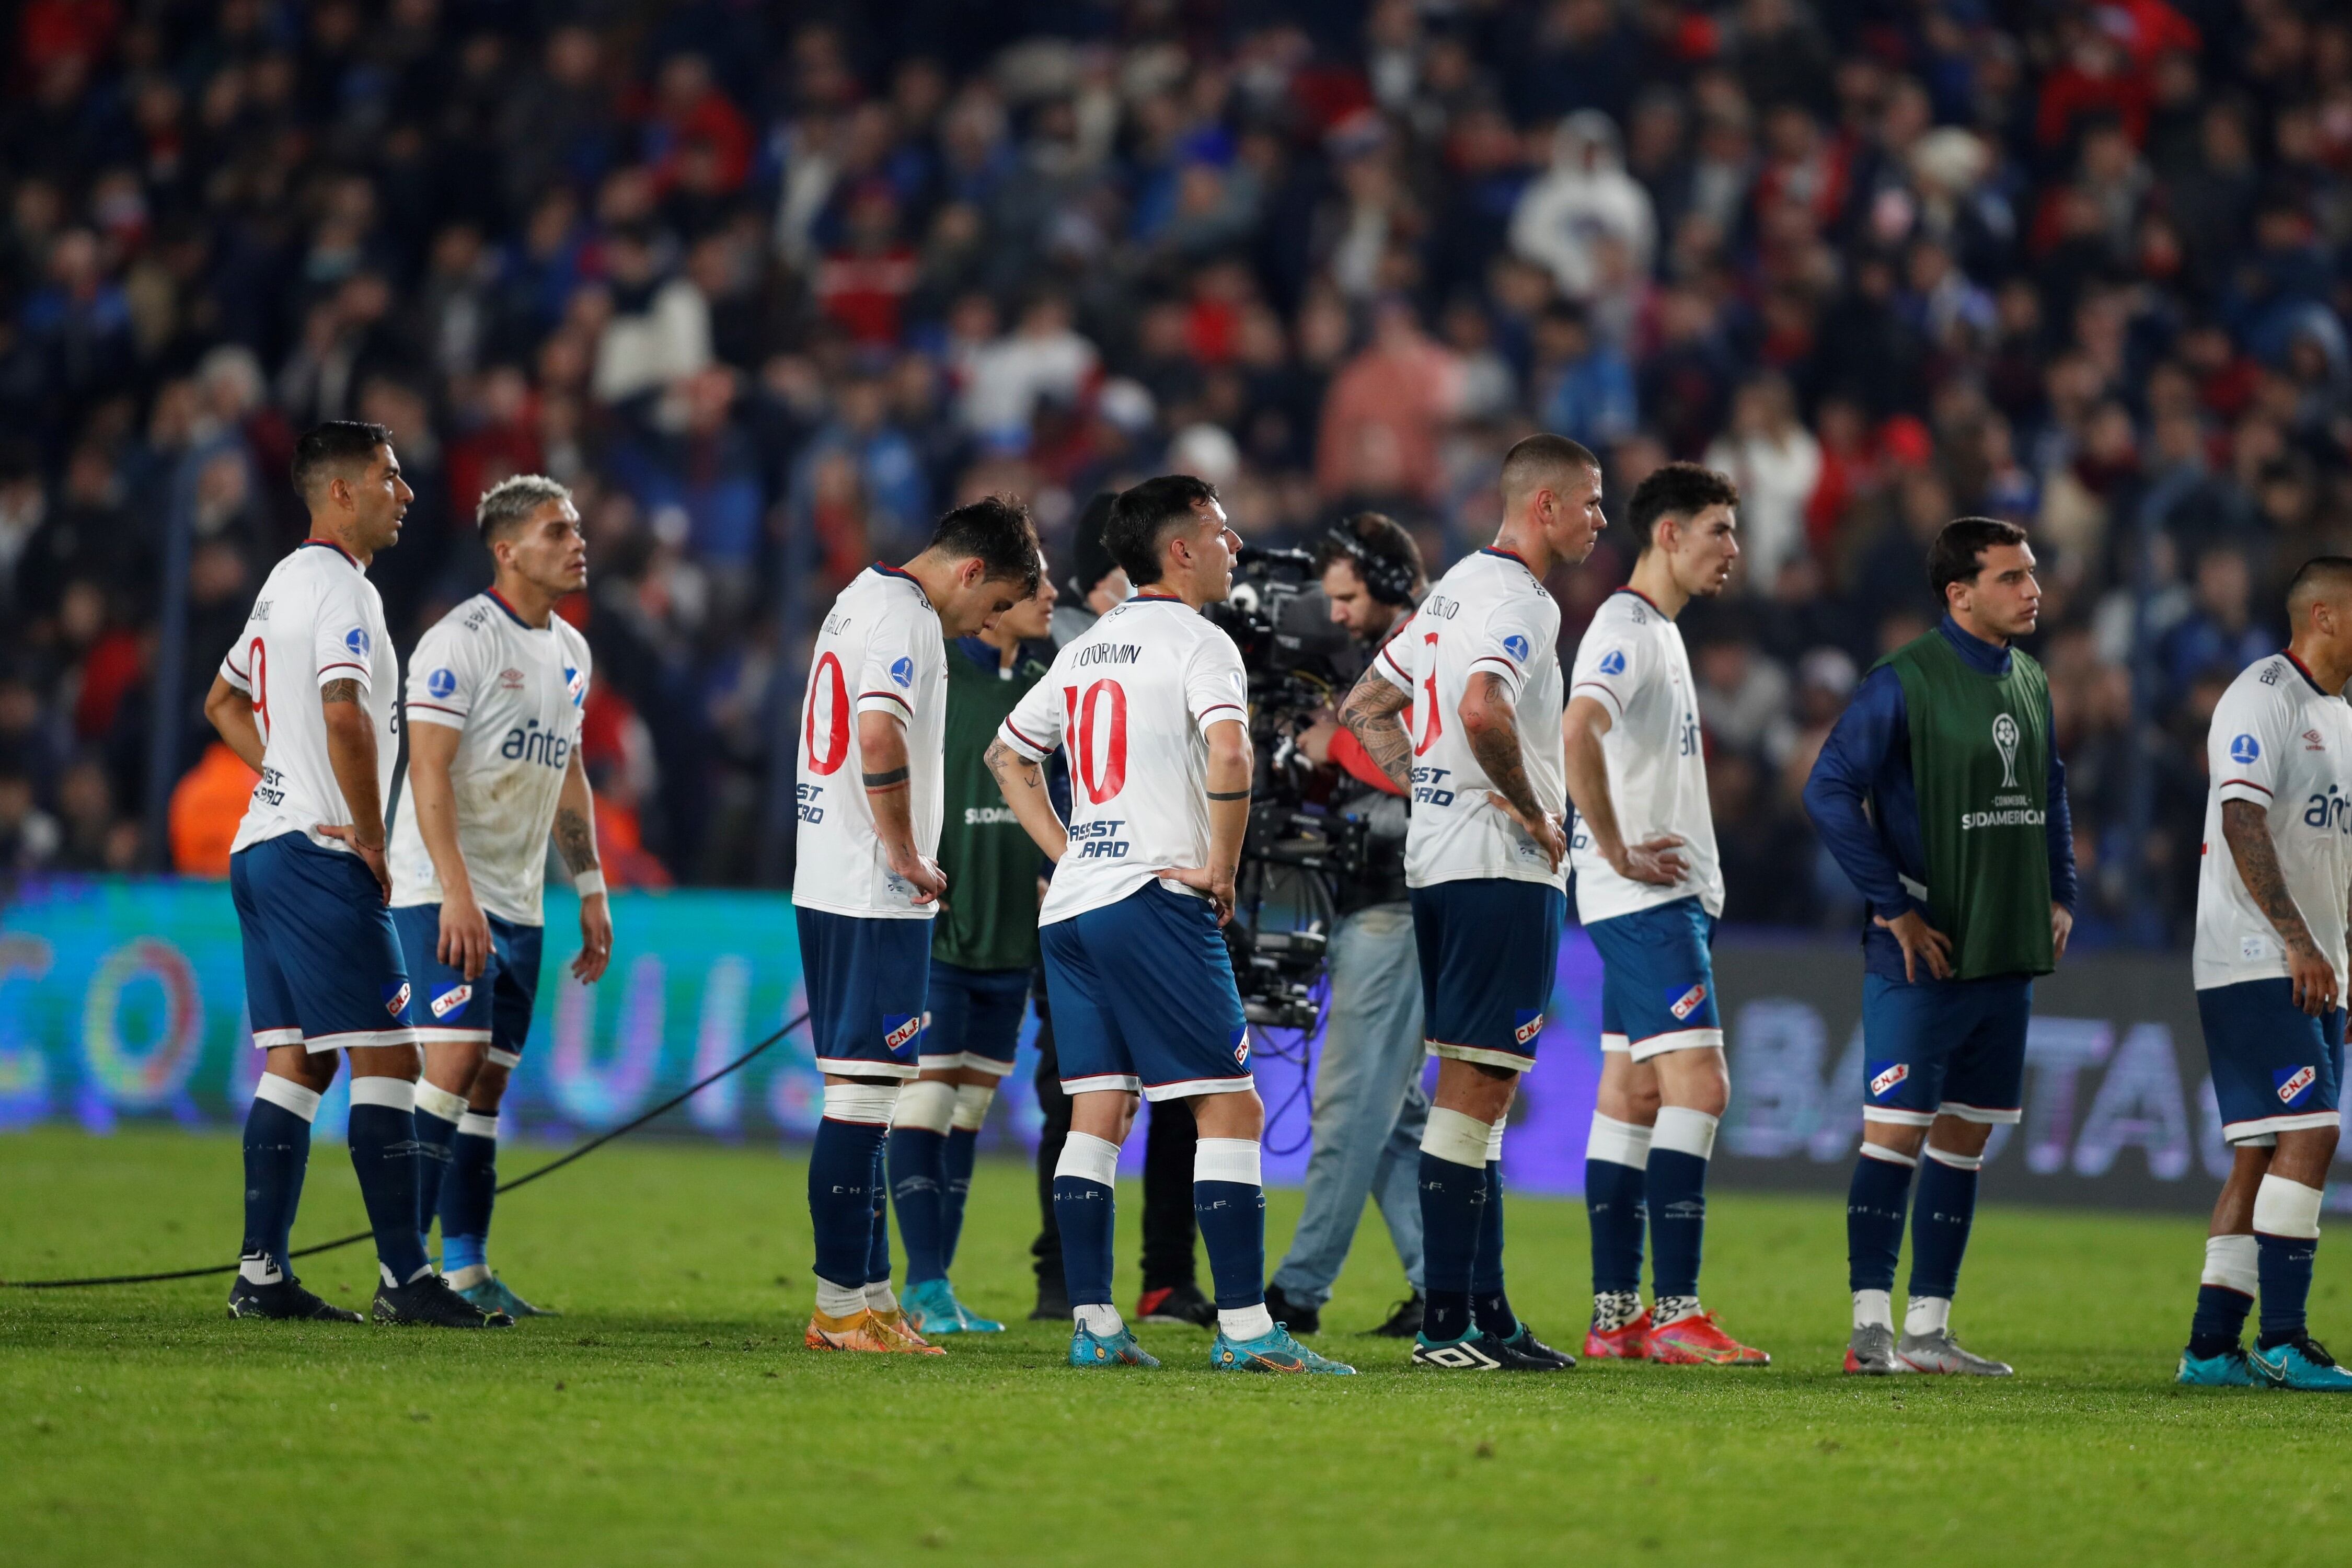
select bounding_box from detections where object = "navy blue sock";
[1052,1133,1119,1309]
[807,1116,886,1293]
[412,1103,459,1259]
[2189,1285,2254,1356]
[2258,1233,2318,1344]
[889,1125,950,1285]
[1193,1138,1267,1315]
[239,1092,313,1276]
[867,1138,893,1287]
[1648,1154,1710,1305]
[1585,1158,1646,1295]
[1471,1161,1517,1339]
[347,1086,429,1285]
[439,1114,496,1275]
[1418,1150,1488,1342]
[940,1125,979,1270]
[1846,1151,1915,1295]
[1906,1151,1979,1302]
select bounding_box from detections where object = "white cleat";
[1897,1327,2012,1376]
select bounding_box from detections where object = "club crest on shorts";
[882,1013,924,1059]
[430,983,472,1019]
[1513,1009,1544,1045]
[1231,1023,1250,1067]
[1667,982,1708,1021]
[384,981,411,1019]
[1869,1060,1909,1098]
[2276,1065,2320,1106]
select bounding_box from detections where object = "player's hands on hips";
[572,893,613,984]
[2050,902,2073,961]
[1484,793,1566,873]
[889,846,947,905]
[1162,865,1237,925]
[1609,834,1689,887]
[435,888,492,981]
[316,823,389,904]
[2287,937,2338,1017]
[1874,907,1953,983]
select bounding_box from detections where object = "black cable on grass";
[2,1010,809,1289]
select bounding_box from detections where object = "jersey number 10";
[1063,679,1128,804]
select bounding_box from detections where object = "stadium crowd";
[0,0,2346,947]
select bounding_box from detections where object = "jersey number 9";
[248,637,269,743]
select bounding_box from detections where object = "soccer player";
[1564,462,1768,1366]
[388,475,612,1319]
[888,554,1058,1337]
[206,420,498,1327]
[1339,432,1606,1371]
[987,474,1351,1374]
[1802,517,2076,1376]
[797,498,1042,1354]
[2176,557,2352,1392]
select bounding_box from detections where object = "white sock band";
[1421,1106,1493,1169]
[1220,1304,1275,1341]
[2202,1232,2259,1295]
[1585,1111,1651,1168]
[822,1082,900,1125]
[457,1111,498,1139]
[2254,1174,2323,1240]
[865,1281,898,1313]
[1056,1130,1120,1187]
[892,1079,958,1135]
[413,1081,468,1124]
[1859,1142,1918,1168]
[814,1275,868,1317]
[1075,1303,1125,1336]
[1484,1119,1505,1163]
[1924,1144,1982,1171]
[253,1074,322,1122]
[1195,1137,1262,1186]
[951,1083,996,1131]
[348,1075,416,1112]
[1905,1295,1952,1336]
[1853,1288,1893,1330]
[1652,1106,1720,1161]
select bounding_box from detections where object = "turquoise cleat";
[1070,1322,1160,1368]
[2176,1345,2265,1387]
[455,1274,556,1318]
[1210,1323,1356,1375]
[2252,1335,2352,1391]
[902,1278,967,1336]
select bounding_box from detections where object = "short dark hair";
[1624,462,1739,553]
[1105,475,1218,586]
[929,495,1042,594]
[2286,555,2352,622]
[291,421,393,506]
[1316,511,1424,602]
[1499,432,1599,507]
[1927,516,2031,599]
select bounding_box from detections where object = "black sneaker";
[1262,1282,1321,1335]
[1412,1327,1570,1371]
[1493,1321,1576,1369]
[227,1271,363,1323]
[1371,1292,1425,1338]
[373,1272,514,1328]
[1136,1281,1217,1328]
[1030,1275,1071,1322]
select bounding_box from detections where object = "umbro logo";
[1414,1341,1502,1369]
[2307,730,2327,752]
[499,668,526,690]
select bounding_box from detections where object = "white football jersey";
[998,593,1251,926]
[222,540,399,858]
[1370,547,1566,891]
[2193,651,2352,991]
[389,591,593,927]
[793,564,948,920]
[1567,588,1724,922]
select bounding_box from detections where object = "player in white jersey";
[1341,432,1605,1371]
[205,421,498,1328]
[988,474,1352,1375]
[2176,558,2352,1392]
[1562,462,1766,1366]
[388,475,611,1320]
[795,497,1042,1355]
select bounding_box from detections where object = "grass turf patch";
[3,1125,2347,1566]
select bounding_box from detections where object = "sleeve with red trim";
[1184,628,1251,737]
[311,570,376,692]
[401,615,483,731]
[1467,586,1556,701]
[855,598,932,723]
[2208,675,2286,812]
[1567,602,1650,720]
[997,654,1066,761]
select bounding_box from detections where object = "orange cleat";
[806,1307,898,1352]
[1583,1307,1652,1361]
[1646,1309,1770,1366]
[868,1306,949,1355]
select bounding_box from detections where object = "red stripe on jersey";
[1003,718,1051,753]
[859,688,913,713]
[2218,778,2273,795]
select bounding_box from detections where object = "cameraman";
[1263,513,1431,1338]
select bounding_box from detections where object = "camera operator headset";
[1263,513,1434,1336]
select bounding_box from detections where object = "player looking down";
[389,474,610,1319]
[2176,557,2352,1392]
[207,420,499,1327]
[1564,462,1768,1366]
[796,498,1042,1354]
[1340,432,1605,1371]
[987,474,1352,1374]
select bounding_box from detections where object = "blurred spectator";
[168,741,258,877]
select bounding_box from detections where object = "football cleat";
[1372,1292,1425,1339]
[2253,1335,2352,1392]
[1842,1323,1904,1375]
[1896,1327,2011,1376]
[227,1272,363,1323]
[1137,1281,1218,1328]
[1647,1309,1770,1366]
[374,1273,513,1328]
[903,1277,1006,1336]
[1261,1282,1321,1335]
[456,1273,556,1318]
[1212,1323,1356,1374]
[868,1307,949,1355]
[1070,1322,1161,1368]
[1583,1306,1653,1361]
[1492,1322,1576,1369]
[805,1307,897,1352]
[2176,1345,2265,1387]
[1412,1328,1562,1371]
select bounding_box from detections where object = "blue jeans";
[1271,903,1428,1305]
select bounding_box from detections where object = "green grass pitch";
[4,1126,2349,1566]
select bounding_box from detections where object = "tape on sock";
[1484,1120,1505,1164]
[1858,1142,1917,1168]
[1652,1105,1720,1161]
[823,1082,900,1125]
[1420,1106,1492,1169]
[951,1083,995,1131]
[413,1081,468,1124]
[253,1074,322,1122]
[1923,1144,1983,1172]
[348,1075,416,1113]
[892,1079,958,1135]
[1585,1111,1651,1169]
[2254,1174,2323,1240]
[1055,1130,1120,1187]
[2202,1232,2258,1295]
[457,1112,499,1140]
[1195,1137,1262,1186]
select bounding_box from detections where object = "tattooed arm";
[2222,799,2338,1015]
[1338,665,1413,794]
[556,748,612,983]
[314,676,389,900]
[985,737,1068,864]
[1459,671,1564,873]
